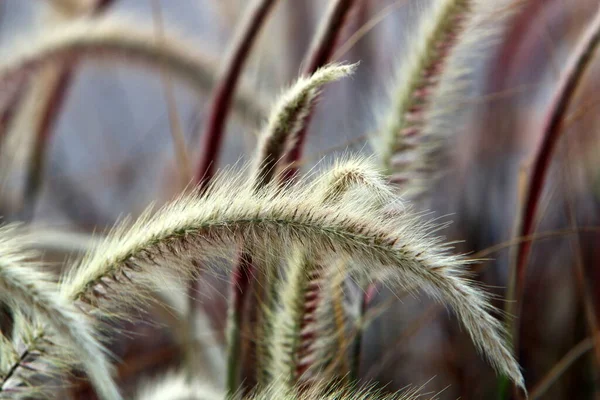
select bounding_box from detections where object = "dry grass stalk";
[0,18,265,125]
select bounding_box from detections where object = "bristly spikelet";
[0,17,265,125]
[251,63,357,186]
[266,156,396,386]
[269,248,318,387]
[134,373,427,400]
[0,225,120,400]
[54,158,523,389]
[310,156,396,206]
[237,63,355,388]
[374,0,471,198]
[249,377,430,399]
[0,332,18,376]
[421,0,521,141]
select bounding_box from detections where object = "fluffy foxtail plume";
[233,63,355,390]
[251,63,357,187]
[267,157,396,386]
[54,159,522,388]
[375,0,471,198]
[269,248,318,386]
[0,225,120,400]
[249,377,429,400]
[135,372,426,400]
[422,0,521,141]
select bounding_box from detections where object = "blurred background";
[1,0,599,399]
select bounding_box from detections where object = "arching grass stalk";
[508,4,600,377]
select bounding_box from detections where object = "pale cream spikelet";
[0,225,120,400]
[55,159,523,389]
[421,0,522,146]
[0,331,18,376]
[251,63,357,187]
[267,157,396,385]
[269,249,316,386]
[242,63,357,384]
[249,377,430,400]
[375,0,471,198]
[0,17,265,125]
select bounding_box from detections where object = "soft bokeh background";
[1,0,599,398]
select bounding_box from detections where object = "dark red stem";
[514,9,600,304]
[189,1,277,393]
[195,0,277,190]
[512,9,600,388]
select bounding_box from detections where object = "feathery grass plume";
[0,225,120,400]
[280,0,357,182]
[251,63,357,187]
[248,377,430,400]
[269,248,318,387]
[243,63,356,387]
[0,17,266,125]
[53,159,523,389]
[374,0,472,198]
[135,372,224,400]
[302,259,352,382]
[0,332,18,377]
[266,156,397,387]
[421,0,522,141]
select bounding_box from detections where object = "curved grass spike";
[0,18,265,125]
[225,63,356,392]
[249,376,428,400]
[375,0,471,199]
[0,225,120,400]
[267,158,396,390]
[281,0,357,182]
[134,372,424,400]
[510,2,600,368]
[251,63,358,187]
[51,159,521,389]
